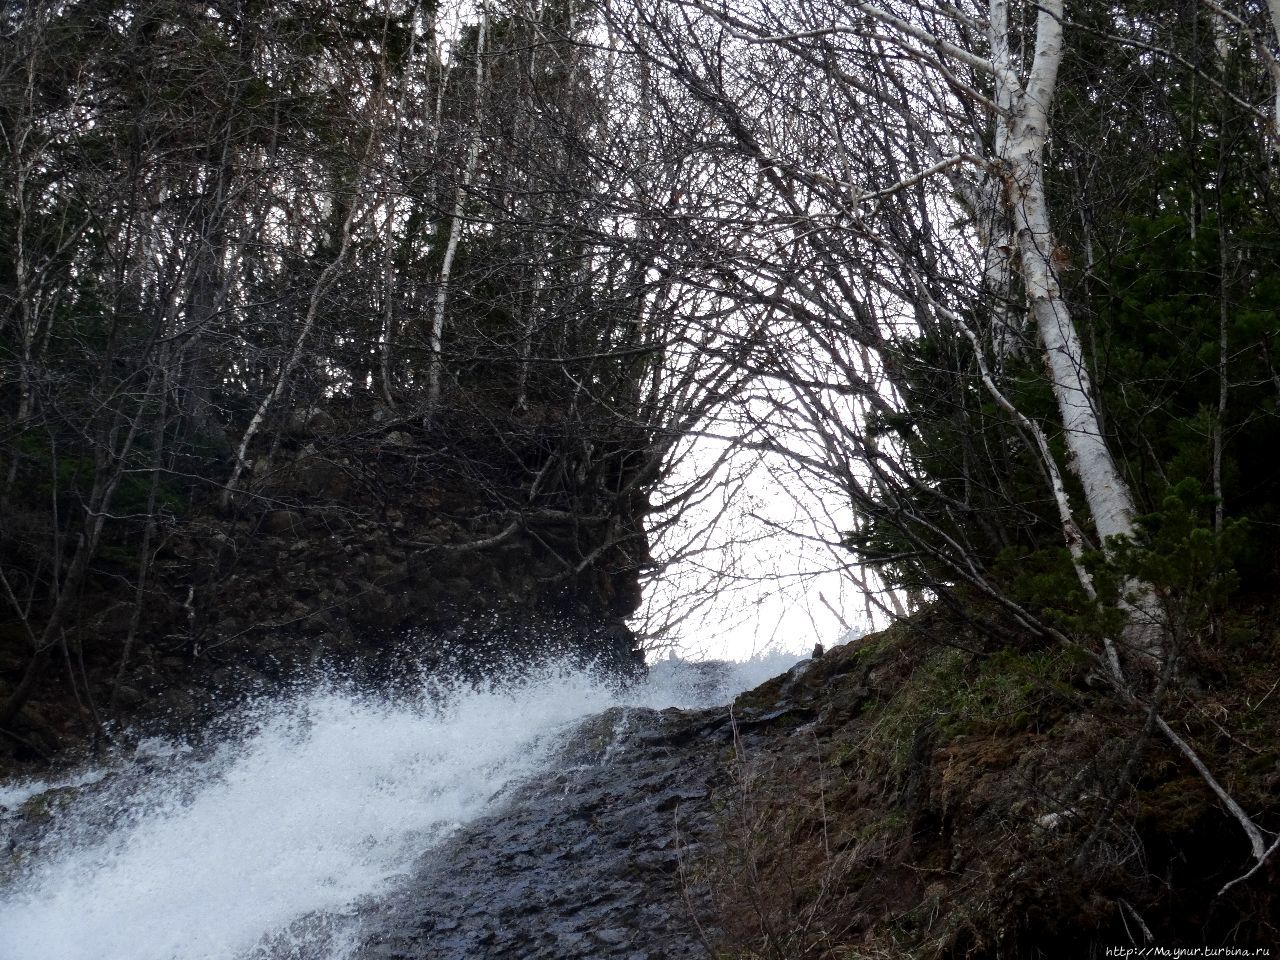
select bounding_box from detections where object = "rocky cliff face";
[1,403,653,764]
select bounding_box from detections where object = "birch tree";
[426,3,488,421]
[985,0,1167,661]
[604,0,1280,878]
[620,0,1169,654]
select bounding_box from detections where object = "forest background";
[2,0,1280,902]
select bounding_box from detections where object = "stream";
[0,654,798,960]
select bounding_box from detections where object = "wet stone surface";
[356,705,735,960]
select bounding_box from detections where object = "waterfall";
[0,653,799,960]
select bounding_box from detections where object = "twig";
[1156,715,1267,861]
[1218,833,1280,896]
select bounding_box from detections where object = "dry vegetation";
[684,608,1280,958]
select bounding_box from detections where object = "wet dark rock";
[357,706,727,960]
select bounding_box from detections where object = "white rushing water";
[0,653,800,960]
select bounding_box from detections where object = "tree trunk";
[223,188,367,507]
[427,2,488,421]
[995,0,1163,660]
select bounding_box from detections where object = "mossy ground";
[692,606,1280,959]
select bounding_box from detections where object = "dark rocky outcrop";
[0,403,654,768]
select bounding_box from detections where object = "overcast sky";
[638,433,893,663]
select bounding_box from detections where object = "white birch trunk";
[993,0,1164,659]
[426,2,487,421]
[222,195,365,508]
[982,0,1021,364]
